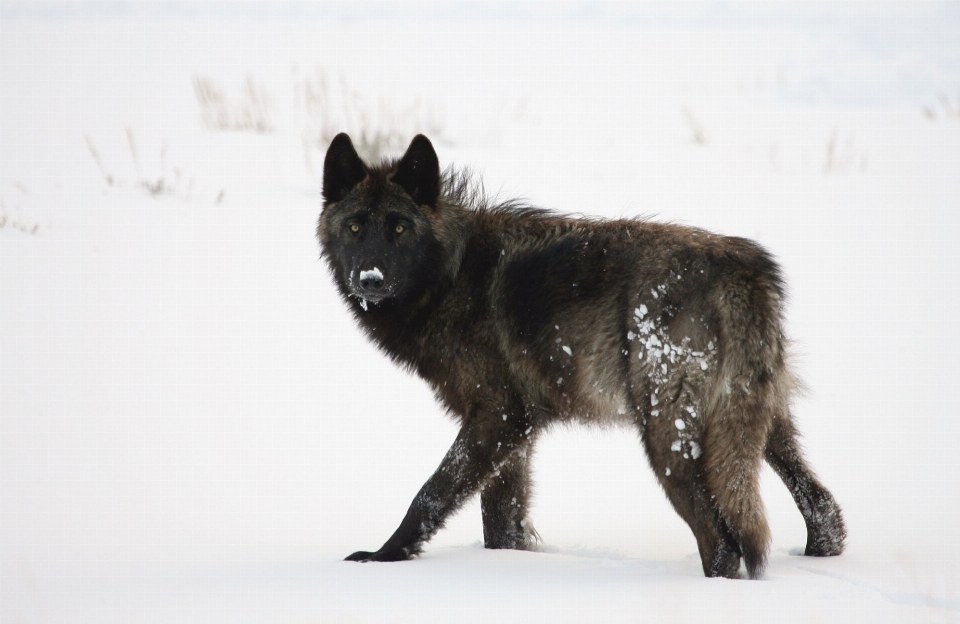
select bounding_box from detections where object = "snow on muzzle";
[352,266,389,308]
[358,267,384,291]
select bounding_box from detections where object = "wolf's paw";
[804,534,845,557]
[705,540,743,579]
[804,501,846,557]
[345,548,411,562]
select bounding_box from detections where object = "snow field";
[3,3,960,622]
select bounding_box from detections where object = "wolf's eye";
[395,225,405,234]
[349,224,360,233]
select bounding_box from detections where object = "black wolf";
[317,133,845,579]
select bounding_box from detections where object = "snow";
[359,267,383,282]
[3,2,960,623]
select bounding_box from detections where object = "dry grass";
[822,128,867,174]
[923,92,960,121]
[194,74,274,134]
[682,107,707,146]
[0,191,41,234]
[295,68,449,166]
[84,130,204,199]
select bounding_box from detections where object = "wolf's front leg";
[481,450,537,550]
[346,415,532,562]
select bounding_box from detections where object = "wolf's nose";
[358,268,384,291]
[360,275,384,290]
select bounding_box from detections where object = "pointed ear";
[392,134,440,207]
[323,133,367,203]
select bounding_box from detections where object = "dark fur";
[318,134,846,579]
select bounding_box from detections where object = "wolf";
[317,133,846,579]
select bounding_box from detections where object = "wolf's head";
[318,134,460,310]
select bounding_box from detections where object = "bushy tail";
[704,266,786,579]
[703,417,772,578]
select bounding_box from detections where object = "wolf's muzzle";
[355,267,387,299]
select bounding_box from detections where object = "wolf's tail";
[702,415,772,579]
[703,257,788,579]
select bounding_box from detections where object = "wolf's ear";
[393,135,440,207]
[323,133,367,203]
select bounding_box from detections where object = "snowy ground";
[3,2,960,622]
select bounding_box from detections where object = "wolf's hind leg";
[765,413,846,557]
[481,450,538,550]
